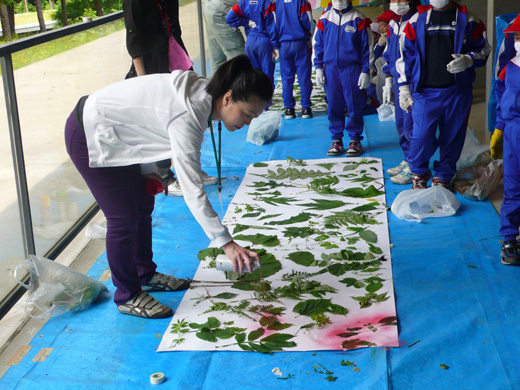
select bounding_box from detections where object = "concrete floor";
[0,3,504,378]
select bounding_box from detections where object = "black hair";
[206,55,273,105]
[386,0,422,13]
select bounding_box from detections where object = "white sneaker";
[167,180,183,197]
[390,164,412,184]
[201,170,218,186]
[387,160,409,176]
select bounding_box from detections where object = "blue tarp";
[2,113,520,389]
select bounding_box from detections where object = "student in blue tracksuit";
[381,0,419,185]
[495,17,520,265]
[275,0,315,120]
[314,0,373,157]
[226,0,280,89]
[490,16,518,161]
[396,0,490,189]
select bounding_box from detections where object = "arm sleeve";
[299,0,313,34]
[357,17,373,74]
[396,20,415,85]
[226,2,249,28]
[382,28,392,78]
[495,66,507,132]
[265,0,280,49]
[464,17,490,69]
[123,0,149,59]
[168,114,232,248]
[313,19,324,69]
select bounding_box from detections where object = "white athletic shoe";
[167,180,183,197]
[387,160,409,176]
[390,164,412,184]
[201,171,218,186]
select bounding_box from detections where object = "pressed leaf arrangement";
[160,158,398,353]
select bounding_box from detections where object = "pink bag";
[155,0,192,71]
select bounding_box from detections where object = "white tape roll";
[150,372,165,385]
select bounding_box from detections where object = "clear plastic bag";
[456,128,492,170]
[391,186,461,222]
[377,103,395,122]
[14,255,108,319]
[246,111,282,145]
[452,160,503,201]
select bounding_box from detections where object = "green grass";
[8,19,125,71]
[15,10,54,25]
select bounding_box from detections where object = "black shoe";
[285,108,296,120]
[301,108,313,119]
[501,240,520,265]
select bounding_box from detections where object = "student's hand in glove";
[248,20,257,29]
[399,85,414,111]
[378,34,387,47]
[315,68,324,88]
[382,77,393,104]
[358,72,370,90]
[447,54,474,74]
[490,129,504,160]
[272,49,280,63]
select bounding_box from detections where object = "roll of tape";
[150,372,165,385]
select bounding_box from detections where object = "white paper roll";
[150,372,165,385]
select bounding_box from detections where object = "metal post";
[484,0,494,142]
[0,53,36,258]
[197,0,207,76]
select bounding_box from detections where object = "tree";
[0,1,14,41]
[94,0,102,16]
[59,0,67,26]
[35,0,46,32]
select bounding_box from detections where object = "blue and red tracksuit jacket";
[275,0,314,43]
[314,2,373,73]
[494,17,517,131]
[382,12,414,82]
[397,4,490,93]
[226,0,279,49]
[496,55,520,128]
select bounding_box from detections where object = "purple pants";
[64,110,157,305]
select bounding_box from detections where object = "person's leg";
[209,0,245,69]
[324,64,346,141]
[294,39,313,111]
[65,112,156,306]
[433,85,473,183]
[407,88,442,177]
[340,63,364,142]
[280,41,296,111]
[203,0,226,75]
[500,119,520,243]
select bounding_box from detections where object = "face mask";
[332,0,349,10]
[389,3,410,16]
[515,41,520,55]
[430,0,450,8]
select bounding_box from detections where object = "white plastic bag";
[452,160,503,201]
[456,128,492,170]
[377,103,395,122]
[14,255,108,319]
[391,186,461,222]
[85,220,107,239]
[246,111,282,145]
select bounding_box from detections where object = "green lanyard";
[208,116,223,210]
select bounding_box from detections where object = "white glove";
[357,72,370,90]
[382,77,393,105]
[315,68,324,88]
[272,49,280,63]
[248,20,257,29]
[378,34,387,47]
[399,85,414,111]
[446,54,474,74]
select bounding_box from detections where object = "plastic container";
[215,254,260,272]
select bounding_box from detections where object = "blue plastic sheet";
[2,113,520,389]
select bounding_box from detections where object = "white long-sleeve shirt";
[82,70,232,248]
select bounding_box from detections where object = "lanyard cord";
[208,117,222,193]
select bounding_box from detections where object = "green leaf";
[232,281,271,292]
[343,163,359,171]
[235,333,246,343]
[317,163,335,170]
[240,251,282,281]
[196,329,218,342]
[265,212,315,225]
[298,199,349,210]
[365,282,383,293]
[368,243,383,254]
[248,328,265,341]
[359,229,378,243]
[339,185,385,198]
[293,299,331,316]
[212,292,238,300]
[287,251,315,266]
[197,247,224,261]
[328,303,348,315]
[283,226,317,238]
[266,322,293,331]
[233,233,280,247]
[253,162,268,167]
[258,213,282,221]
[351,202,380,212]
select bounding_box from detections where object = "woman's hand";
[222,241,261,273]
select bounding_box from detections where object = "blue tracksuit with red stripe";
[275,0,314,110]
[382,12,414,162]
[397,4,489,182]
[496,55,520,242]
[494,18,516,133]
[226,0,279,87]
[314,3,373,142]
